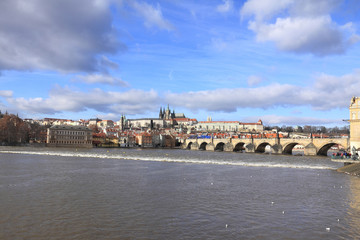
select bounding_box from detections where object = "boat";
[331,148,359,163]
[331,154,352,160]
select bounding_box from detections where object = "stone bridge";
[182,137,349,156]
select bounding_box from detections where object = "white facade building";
[195,120,264,132]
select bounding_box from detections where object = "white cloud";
[306,70,360,110]
[0,0,123,72]
[130,1,174,31]
[247,75,263,86]
[73,74,129,87]
[0,0,178,73]
[240,0,359,56]
[0,90,13,98]
[7,86,160,115]
[249,16,346,56]
[165,69,360,112]
[97,112,121,121]
[216,0,233,13]
[289,0,340,17]
[240,0,340,21]
[4,69,360,119]
[165,84,299,112]
[240,0,293,21]
[244,115,342,126]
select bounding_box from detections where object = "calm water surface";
[1,146,360,239]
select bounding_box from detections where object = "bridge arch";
[233,142,246,152]
[199,142,207,151]
[186,142,193,150]
[215,142,225,151]
[282,142,301,155]
[256,142,271,153]
[317,142,339,156]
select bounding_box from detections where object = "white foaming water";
[0,148,339,170]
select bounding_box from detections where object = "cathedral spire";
[159,107,163,119]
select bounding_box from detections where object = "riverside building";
[195,120,264,132]
[46,125,93,148]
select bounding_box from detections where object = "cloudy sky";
[1,0,360,126]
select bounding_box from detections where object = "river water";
[1,146,360,239]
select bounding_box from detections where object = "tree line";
[0,111,47,145]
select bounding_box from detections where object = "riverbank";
[337,163,360,176]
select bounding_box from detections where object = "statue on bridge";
[351,146,359,160]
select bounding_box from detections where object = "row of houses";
[37,107,265,148]
[29,116,264,133]
[195,120,264,132]
[46,124,179,148]
[188,132,286,139]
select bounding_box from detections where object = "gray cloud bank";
[7,86,159,115]
[0,0,177,73]
[2,70,359,118]
[0,0,122,72]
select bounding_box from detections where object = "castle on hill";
[158,105,185,120]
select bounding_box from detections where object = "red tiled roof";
[93,133,106,137]
[198,121,239,123]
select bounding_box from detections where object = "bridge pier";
[304,143,317,156]
[271,144,283,154]
[182,142,190,149]
[190,142,199,150]
[206,143,215,151]
[224,142,234,152]
[245,143,256,153]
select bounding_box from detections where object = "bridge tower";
[350,97,360,153]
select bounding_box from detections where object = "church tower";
[165,104,171,120]
[350,97,360,153]
[159,107,163,119]
[119,114,126,131]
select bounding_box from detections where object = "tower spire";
[159,107,163,119]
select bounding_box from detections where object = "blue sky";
[1,0,360,127]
